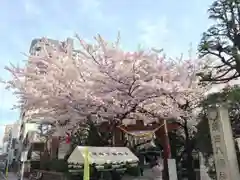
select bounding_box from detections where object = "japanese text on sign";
[219,171,227,180]
[211,120,219,131]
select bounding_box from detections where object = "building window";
[12,139,16,149]
[35,47,41,51]
[14,149,18,156]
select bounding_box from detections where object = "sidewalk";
[0,172,20,180]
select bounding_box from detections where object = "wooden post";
[163,119,171,180]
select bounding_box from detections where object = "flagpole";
[83,147,90,180]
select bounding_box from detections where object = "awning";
[68,146,139,168]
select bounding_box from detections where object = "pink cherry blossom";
[2,34,210,135]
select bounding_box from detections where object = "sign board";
[208,105,240,180]
[68,146,139,165]
[168,159,177,180]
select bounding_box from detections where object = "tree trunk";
[169,132,177,159]
[183,120,195,180]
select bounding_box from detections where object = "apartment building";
[2,124,14,143]
[1,122,20,169]
[29,37,74,57]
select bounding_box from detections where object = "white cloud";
[181,17,191,32]
[76,0,104,21]
[76,0,116,24]
[136,17,191,57]
[80,0,101,13]
[137,17,169,49]
[23,0,41,16]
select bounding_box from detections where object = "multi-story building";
[0,122,20,171]
[29,37,74,57]
[2,124,14,143]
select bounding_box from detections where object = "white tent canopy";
[68,146,139,165]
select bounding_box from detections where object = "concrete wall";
[2,142,8,153]
[22,123,39,140]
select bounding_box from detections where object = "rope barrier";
[117,123,165,138]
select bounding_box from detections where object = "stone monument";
[207,104,240,180]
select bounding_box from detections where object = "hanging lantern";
[66,132,71,144]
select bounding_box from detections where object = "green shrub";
[49,159,68,172]
[40,160,51,170]
[30,161,41,170]
[125,166,140,176]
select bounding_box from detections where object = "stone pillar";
[58,141,70,159]
[199,152,211,180]
[207,104,240,180]
[50,137,59,159]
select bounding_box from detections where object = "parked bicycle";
[29,171,43,180]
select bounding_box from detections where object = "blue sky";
[0,0,213,142]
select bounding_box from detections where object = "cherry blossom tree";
[3,35,209,138]
[2,34,211,179]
